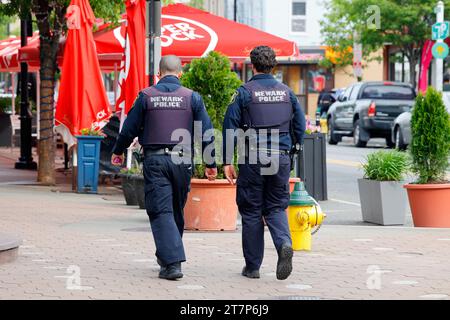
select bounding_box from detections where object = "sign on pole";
[353,42,363,79]
[432,22,450,40]
[432,42,449,59]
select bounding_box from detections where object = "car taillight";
[368,102,376,117]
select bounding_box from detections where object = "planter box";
[184,179,238,231]
[120,174,138,206]
[76,135,104,194]
[132,175,146,209]
[358,179,407,225]
[297,133,328,201]
[0,113,12,147]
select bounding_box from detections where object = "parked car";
[327,81,416,147]
[392,91,450,150]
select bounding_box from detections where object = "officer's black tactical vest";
[242,81,293,133]
[141,86,193,145]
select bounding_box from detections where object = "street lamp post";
[15,15,37,170]
[147,0,161,86]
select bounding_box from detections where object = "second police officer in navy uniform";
[112,55,217,280]
[222,46,306,280]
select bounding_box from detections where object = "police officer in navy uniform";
[222,46,306,280]
[112,55,217,280]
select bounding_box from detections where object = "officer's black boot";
[157,257,166,273]
[276,243,293,280]
[159,262,183,280]
[241,266,260,279]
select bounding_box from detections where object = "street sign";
[432,22,450,40]
[432,42,449,59]
[353,42,363,78]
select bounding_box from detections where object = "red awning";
[14,3,298,70]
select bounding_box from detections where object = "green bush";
[181,51,242,178]
[0,97,12,113]
[362,150,409,181]
[0,96,36,114]
[410,87,450,184]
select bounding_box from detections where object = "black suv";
[326,81,415,147]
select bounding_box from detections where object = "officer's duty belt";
[248,148,290,155]
[144,148,188,157]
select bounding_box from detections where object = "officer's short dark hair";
[250,46,277,74]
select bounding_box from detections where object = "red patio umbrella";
[54,0,111,147]
[92,3,299,63]
[15,3,299,70]
[0,33,40,72]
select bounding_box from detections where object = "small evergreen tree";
[181,51,241,131]
[181,51,242,178]
[410,87,450,184]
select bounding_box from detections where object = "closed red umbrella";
[55,0,111,147]
[116,0,148,116]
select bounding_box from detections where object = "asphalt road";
[319,137,414,227]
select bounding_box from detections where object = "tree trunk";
[36,38,57,185]
[33,0,65,185]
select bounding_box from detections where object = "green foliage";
[0,96,35,114]
[410,87,450,184]
[320,0,450,85]
[0,97,12,113]
[362,150,409,181]
[181,52,242,179]
[80,127,105,136]
[188,0,204,10]
[181,51,242,132]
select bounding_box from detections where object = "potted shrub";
[358,150,409,225]
[181,51,242,231]
[119,167,139,206]
[128,148,145,209]
[404,87,450,227]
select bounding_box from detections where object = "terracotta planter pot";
[289,177,301,193]
[404,183,450,227]
[184,179,238,231]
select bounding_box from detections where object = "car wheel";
[386,136,395,148]
[327,119,339,145]
[353,119,367,148]
[394,127,407,150]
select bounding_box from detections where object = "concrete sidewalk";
[0,154,449,300]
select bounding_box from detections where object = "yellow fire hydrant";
[288,182,326,251]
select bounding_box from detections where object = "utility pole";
[147,0,161,86]
[436,1,445,92]
[15,15,37,170]
[233,0,237,22]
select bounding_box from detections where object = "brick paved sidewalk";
[1,180,449,300]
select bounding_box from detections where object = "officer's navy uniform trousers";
[223,74,306,271]
[113,75,215,266]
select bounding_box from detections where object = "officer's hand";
[111,154,124,166]
[205,167,217,181]
[224,165,237,185]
